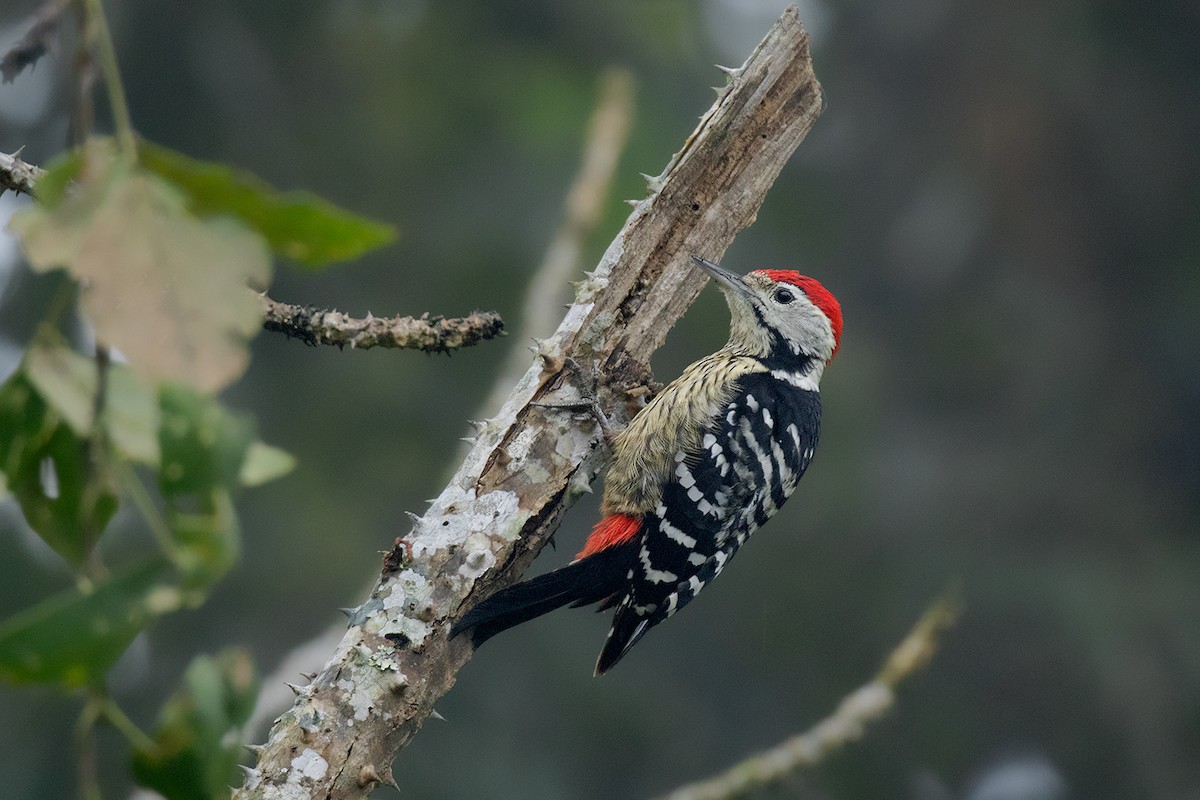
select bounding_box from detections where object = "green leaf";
[0,561,179,686]
[169,490,240,590]
[157,385,253,589]
[140,140,397,267]
[132,648,260,800]
[24,331,160,465]
[31,149,84,209]
[238,441,295,487]
[0,372,117,568]
[158,383,255,496]
[10,139,272,392]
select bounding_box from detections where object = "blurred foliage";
[11,140,272,393]
[140,141,398,267]
[0,0,397,794]
[0,560,175,686]
[0,0,1198,799]
[0,370,117,567]
[133,648,260,800]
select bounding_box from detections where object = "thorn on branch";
[0,148,48,196]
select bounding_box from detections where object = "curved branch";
[234,7,825,799]
[654,591,962,800]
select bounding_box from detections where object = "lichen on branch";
[260,296,505,354]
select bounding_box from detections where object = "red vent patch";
[577,514,642,559]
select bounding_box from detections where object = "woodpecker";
[452,256,843,674]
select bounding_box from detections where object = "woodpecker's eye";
[772,287,796,305]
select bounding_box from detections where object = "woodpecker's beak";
[691,256,754,300]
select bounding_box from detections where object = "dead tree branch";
[259,296,505,353]
[654,591,962,800]
[234,7,823,798]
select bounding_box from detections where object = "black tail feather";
[594,603,655,675]
[450,543,635,648]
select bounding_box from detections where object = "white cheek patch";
[771,295,837,361]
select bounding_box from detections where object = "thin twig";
[82,0,136,156]
[259,295,505,354]
[67,0,95,148]
[0,0,68,83]
[654,591,962,800]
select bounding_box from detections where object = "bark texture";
[234,8,823,798]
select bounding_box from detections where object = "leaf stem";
[42,277,80,331]
[114,460,180,565]
[101,697,156,752]
[75,693,104,800]
[83,0,136,156]
[79,344,112,582]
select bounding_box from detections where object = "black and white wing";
[595,371,821,673]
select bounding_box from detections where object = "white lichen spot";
[336,677,375,722]
[423,486,523,551]
[471,490,521,534]
[458,534,497,580]
[361,569,437,644]
[290,748,328,781]
[367,648,403,674]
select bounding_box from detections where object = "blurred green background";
[1,1,1197,798]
